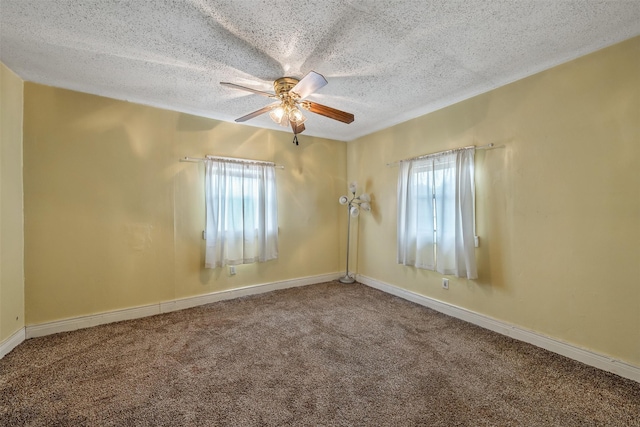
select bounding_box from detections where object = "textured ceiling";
[1,1,639,141]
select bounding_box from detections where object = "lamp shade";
[348,181,357,193]
[269,106,286,124]
[279,115,290,127]
[350,206,360,217]
[339,195,348,205]
[288,107,306,124]
[359,193,371,203]
[360,202,371,212]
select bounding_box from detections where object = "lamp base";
[338,275,356,284]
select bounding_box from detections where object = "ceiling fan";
[220,71,354,144]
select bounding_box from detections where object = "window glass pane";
[204,160,278,268]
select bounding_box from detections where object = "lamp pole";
[338,183,371,284]
[339,200,356,284]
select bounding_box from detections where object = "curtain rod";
[180,155,285,169]
[386,143,495,167]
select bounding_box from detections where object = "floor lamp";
[338,182,371,284]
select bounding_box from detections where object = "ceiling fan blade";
[301,101,354,124]
[235,103,279,122]
[290,121,305,135]
[220,82,277,98]
[291,71,328,99]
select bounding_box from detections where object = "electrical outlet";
[229,266,236,276]
[442,278,449,289]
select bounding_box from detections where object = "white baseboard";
[357,274,640,384]
[160,272,341,313]
[26,305,160,339]
[25,272,341,340]
[0,327,26,358]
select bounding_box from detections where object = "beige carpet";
[1,281,638,426]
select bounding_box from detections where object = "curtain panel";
[204,160,278,268]
[397,148,477,279]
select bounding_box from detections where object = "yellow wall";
[0,62,25,342]
[349,37,640,366]
[23,84,346,324]
[16,37,640,368]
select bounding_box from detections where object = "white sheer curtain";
[204,160,278,268]
[397,148,477,279]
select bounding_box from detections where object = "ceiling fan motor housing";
[274,77,300,98]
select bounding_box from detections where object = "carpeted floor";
[1,281,638,426]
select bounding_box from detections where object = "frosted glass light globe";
[288,107,306,124]
[269,106,285,124]
[339,195,348,205]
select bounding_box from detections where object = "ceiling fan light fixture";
[288,107,306,124]
[269,105,286,124]
[279,111,290,127]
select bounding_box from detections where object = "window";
[204,159,278,268]
[397,148,477,279]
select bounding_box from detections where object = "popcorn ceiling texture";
[1,0,639,141]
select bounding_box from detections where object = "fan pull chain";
[292,134,299,146]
